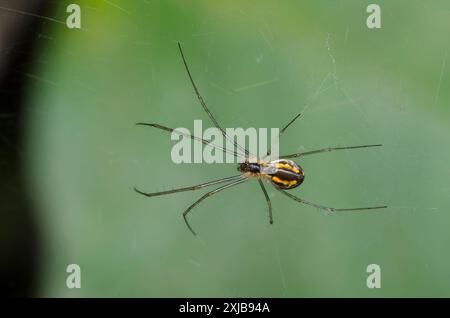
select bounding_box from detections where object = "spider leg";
[258,179,273,224]
[279,189,387,212]
[136,122,241,158]
[266,112,302,158]
[134,174,243,197]
[183,178,247,235]
[177,42,251,159]
[279,112,303,135]
[281,144,382,159]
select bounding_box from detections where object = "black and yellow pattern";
[269,159,304,190]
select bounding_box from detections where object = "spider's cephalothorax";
[238,159,305,190]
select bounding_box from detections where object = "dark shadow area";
[0,0,50,297]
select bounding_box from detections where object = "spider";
[135,42,387,235]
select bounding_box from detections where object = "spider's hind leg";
[279,189,387,212]
[258,179,273,224]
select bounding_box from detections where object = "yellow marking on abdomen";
[275,163,300,174]
[271,176,298,187]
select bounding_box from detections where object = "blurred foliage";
[22,0,450,296]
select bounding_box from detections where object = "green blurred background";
[17,0,450,296]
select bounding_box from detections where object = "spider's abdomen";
[268,159,304,190]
